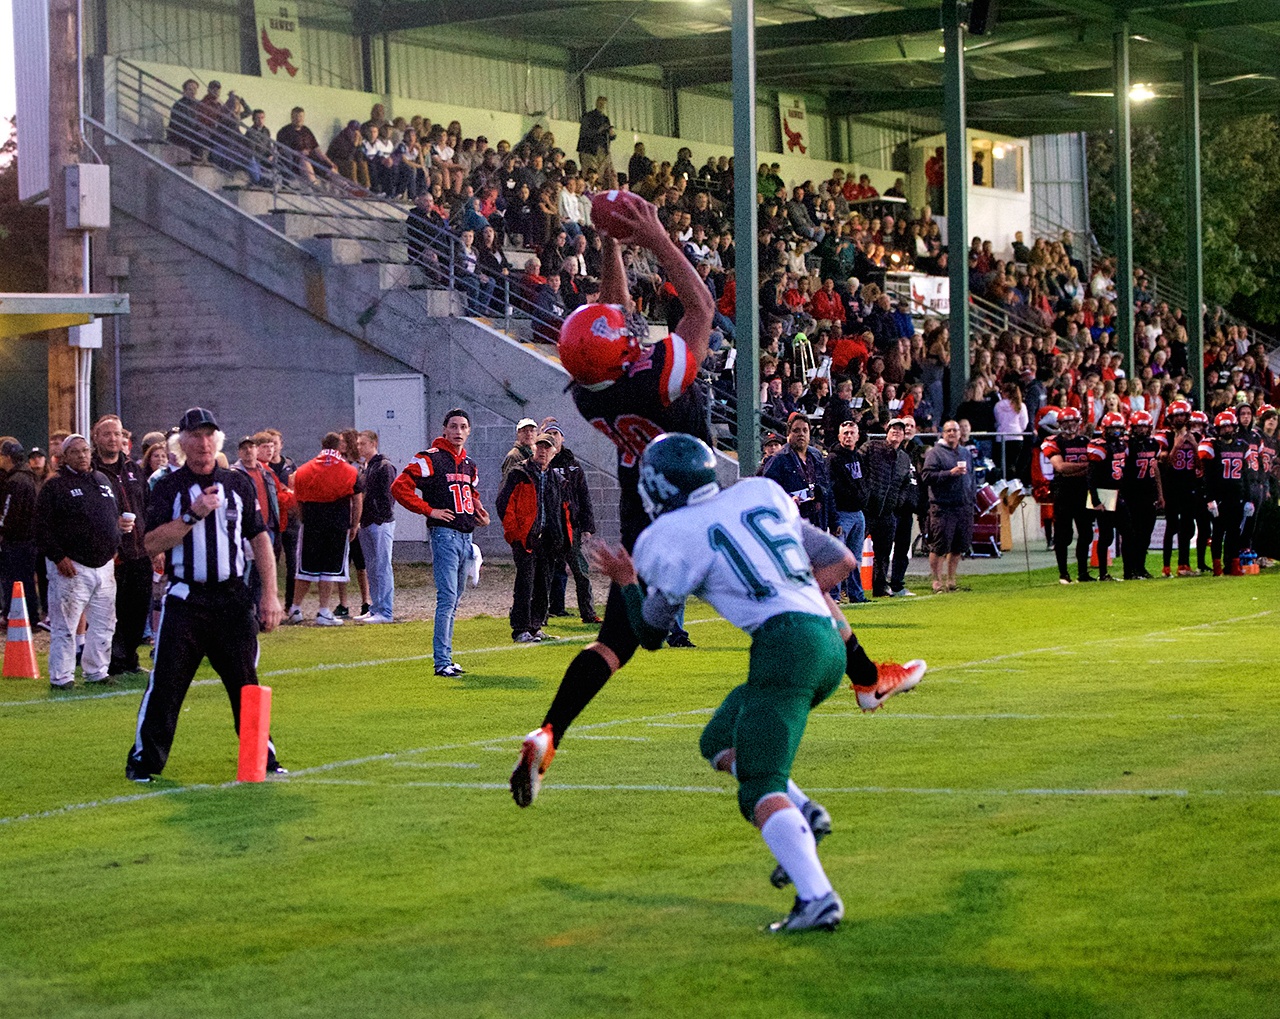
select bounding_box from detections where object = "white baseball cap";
[516,418,537,430]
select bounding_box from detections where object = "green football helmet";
[638,433,719,519]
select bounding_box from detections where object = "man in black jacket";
[355,430,398,624]
[497,434,566,642]
[863,419,914,597]
[34,435,124,689]
[92,415,152,675]
[546,427,601,624]
[828,421,870,602]
[0,440,41,626]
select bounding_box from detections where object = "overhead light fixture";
[993,145,1006,159]
[1130,84,1156,102]
[939,44,946,52]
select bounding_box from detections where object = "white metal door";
[354,373,427,542]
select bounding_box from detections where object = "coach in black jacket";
[547,430,600,623]
[863,419,913,597]
[0,440,40,624]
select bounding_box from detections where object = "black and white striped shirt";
[146,466,265,588]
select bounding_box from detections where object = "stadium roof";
[349,1,1280,134]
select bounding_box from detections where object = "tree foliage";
[0,117,50,293]
[1088,114,1280,327]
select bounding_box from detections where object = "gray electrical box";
[65,164,111,230]
[68,320,104,348]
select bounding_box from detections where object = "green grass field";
[3,568,1279,1019]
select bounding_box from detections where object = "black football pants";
[1125,500,1157,578]
[127,586,278,777]
[1211,499,1245,568]
[1162,492,1197,569]
[111,555,154,674]
[1095,505,1130,579]
[1052,488,1093,578]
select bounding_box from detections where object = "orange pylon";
[4,582,40,679]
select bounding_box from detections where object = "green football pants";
[699,612,846,821]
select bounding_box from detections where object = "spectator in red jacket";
[811,278,846,328]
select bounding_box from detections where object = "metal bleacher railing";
[105,59,570,346]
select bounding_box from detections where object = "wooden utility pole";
[47,0,82,437]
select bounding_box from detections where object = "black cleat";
[766,892,844,933]
[667,632,696,648]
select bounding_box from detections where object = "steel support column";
[1113,24,1135,375]
[1183,42,1205,405]
[732,0,760,474]
[943,1,969,417]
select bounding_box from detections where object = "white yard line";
[282,778,1280,800]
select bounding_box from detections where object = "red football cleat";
[853,659,927,713]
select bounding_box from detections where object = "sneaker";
[351,612,373,622]
[667,632,696,648]
[513,631,538,643]
[1177,565,1196,577]
[316,609,344,626]
[889,588,917,598]
[1059,576,1073,585]
[84,674,115,685]
[547,609,571,618]
[1212,560,1224,577]
[267,764,288,776]
[1161,566,1172,578]
[582,613,604,624]
[1099,574,1120,582]
[770,801,833,889]
[532,630,556,642]
[1138,570,1155,580]
[334,605,350,618]
[854,659,927,713]
[125,764,153,783]
[36,619,51,633]
[50,678,74,690]
[362,614,394,624]
[1077,573,1097,583]
[361,603,371,616]
[435,664,465,677]
[510,724,555,808]
[767,891,844,933]
[286,606,304,624]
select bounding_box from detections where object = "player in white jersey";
[591,433,926,932]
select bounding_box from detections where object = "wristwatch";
[181,510,199,526]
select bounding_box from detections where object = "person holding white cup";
[921,420,978,594]
[33,435,123,689]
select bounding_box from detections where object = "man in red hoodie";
[391,408,490,677]
[290,432,363,626]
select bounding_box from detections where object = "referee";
[126,408,285,782]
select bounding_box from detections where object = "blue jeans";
[430,527,471,670]
[358,520,396,619]
[835,510,867,602]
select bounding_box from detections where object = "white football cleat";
[853,659,926,713]
[510,724,555,808]
[767,891,844,933]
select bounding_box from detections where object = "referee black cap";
[178,407,220,432]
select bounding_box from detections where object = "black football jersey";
[1197,435,1252,501]
[1041,433,1090,491]
[1122,435,1161,496]
[571,333,710,546]
[1087,435,1127,490]
[1160,429,1201,491]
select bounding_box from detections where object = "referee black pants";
[127,585,279,777]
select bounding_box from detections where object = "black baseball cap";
[238,435,257,449]
[178,407,220,432]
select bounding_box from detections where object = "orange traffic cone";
[1089,539,1113,568]
[861,537,874,592]
[4,582,40,679]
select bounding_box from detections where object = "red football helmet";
[1100,411,1126,432]
[1214,410,1237,430]
[1189,410,1209,430]
[1166,399,1192,418]
[557,303,643,389]
[1058,407,1082,423]
[1129,410,1154,431]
